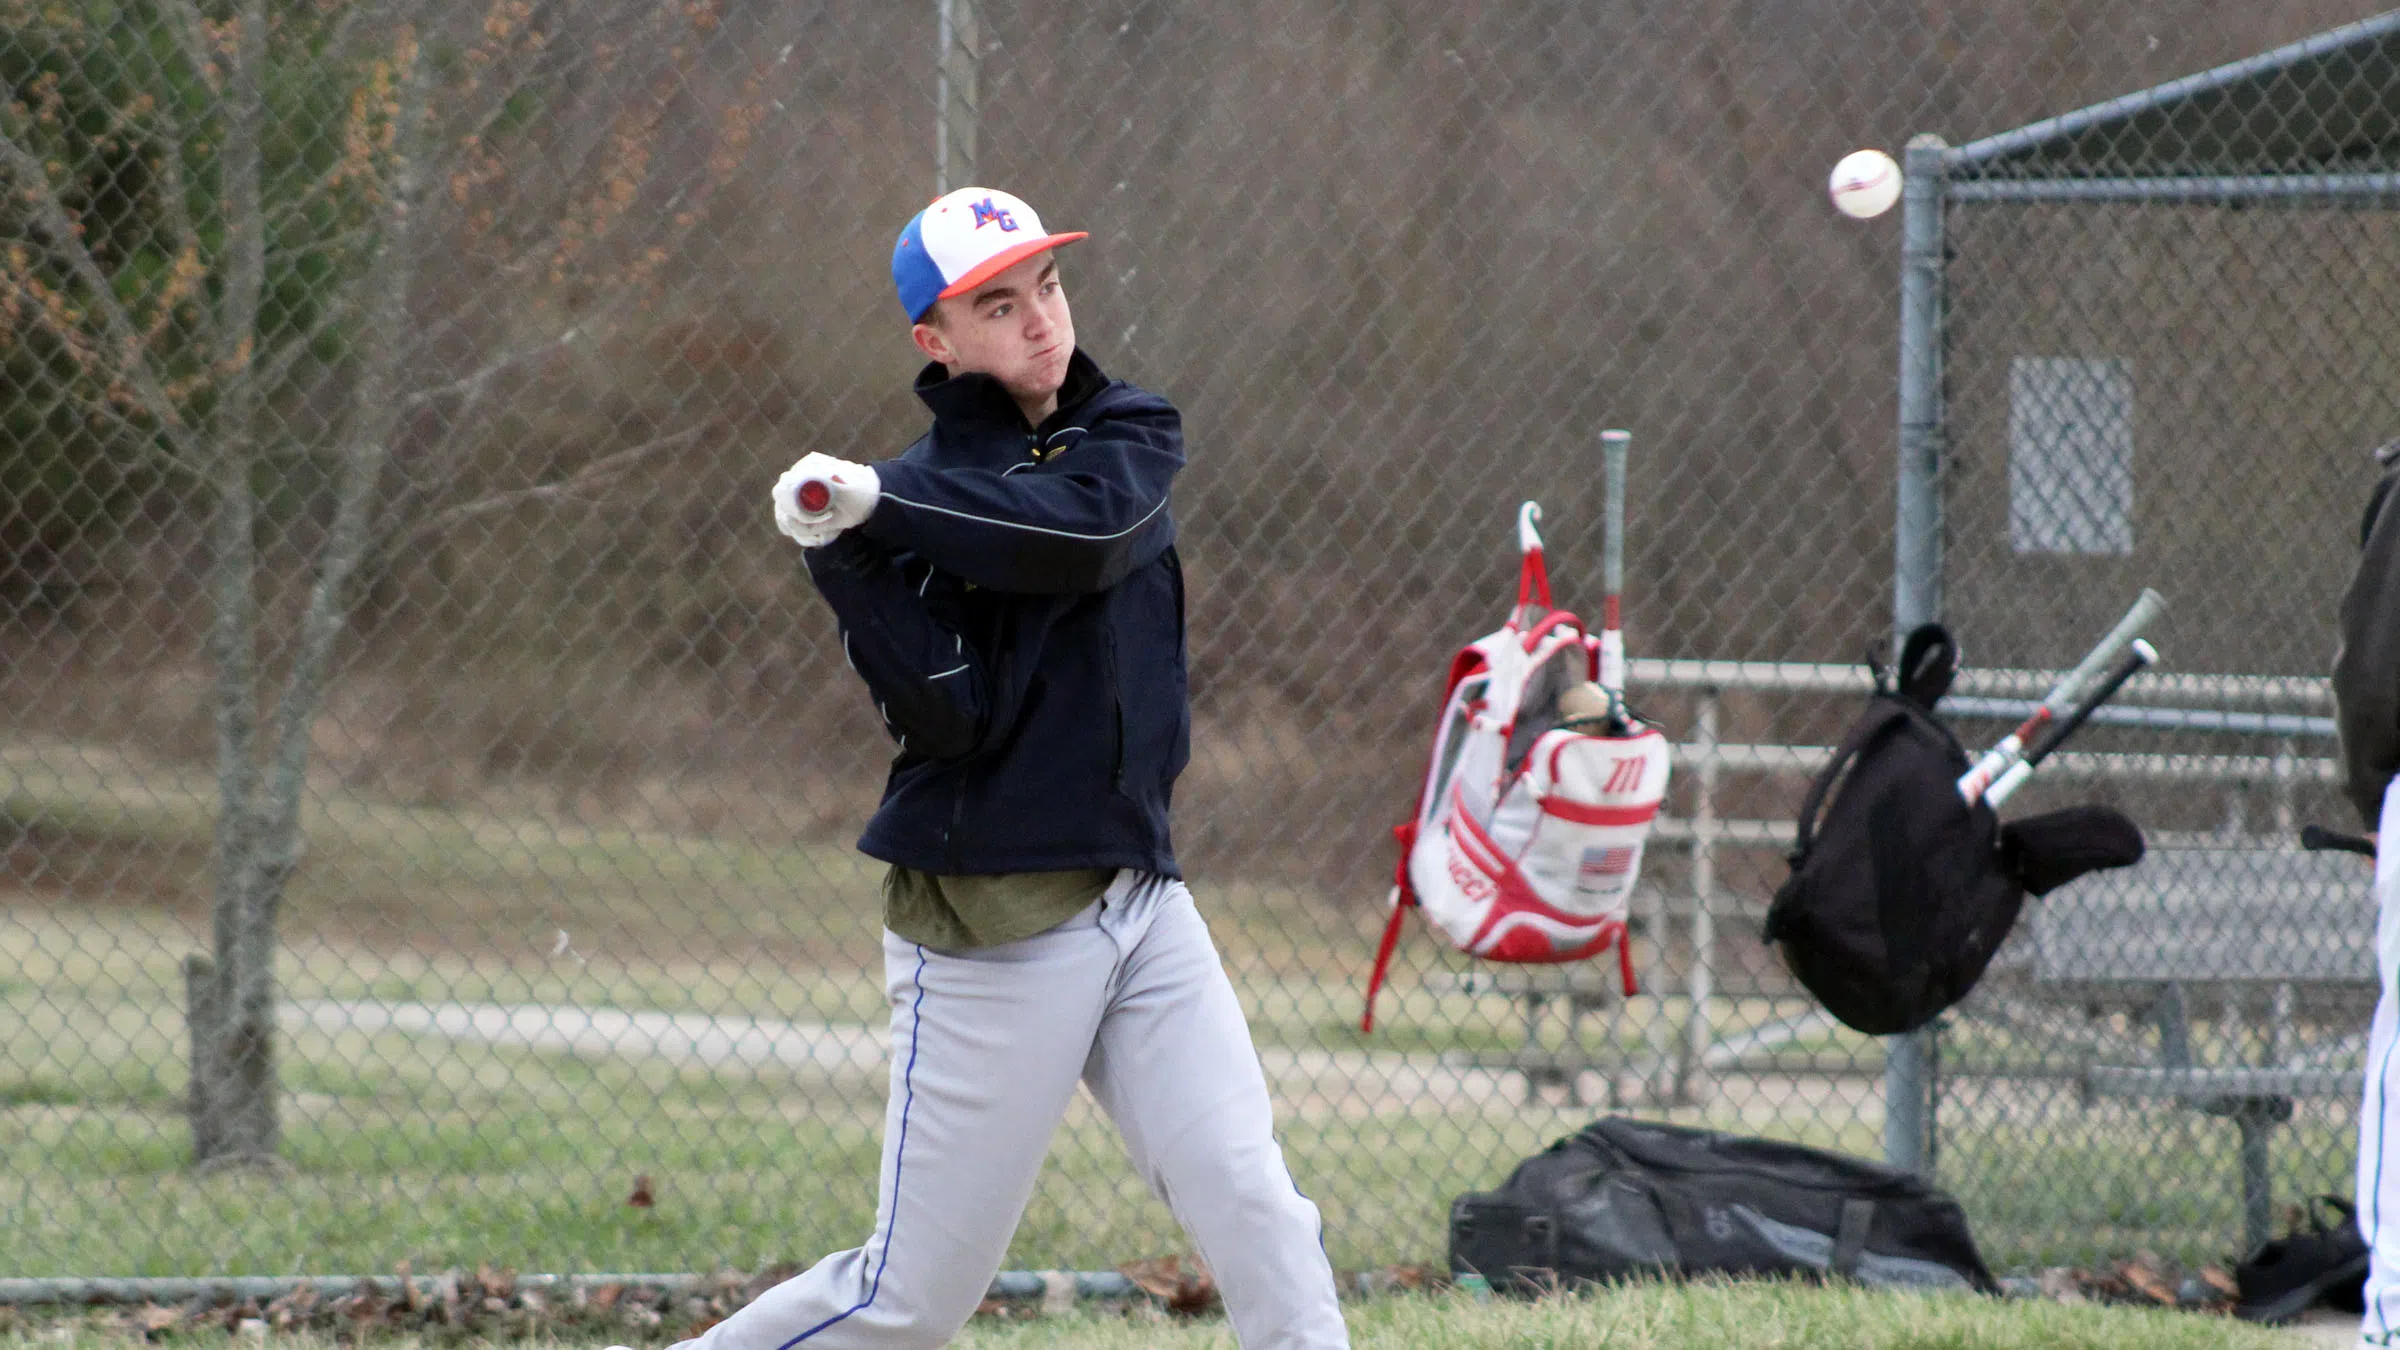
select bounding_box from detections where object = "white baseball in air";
[1828,148,1902,219]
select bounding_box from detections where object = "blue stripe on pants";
[781,945,929,1347]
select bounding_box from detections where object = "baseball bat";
[1598,428,1630,730]
[1982,638,2156,807]
[2301,824,2377,857]
[1957,588,2165,804]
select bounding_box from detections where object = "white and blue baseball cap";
[892,187,1088,323]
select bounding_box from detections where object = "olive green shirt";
[882,865,1118,951]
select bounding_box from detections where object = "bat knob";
[796,479,833,514]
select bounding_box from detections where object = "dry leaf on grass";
[475,1264,516,1299]
[2116,1251,2179,1304]
[1349,1263,1442,1295]
[1118,1254,1220,1316]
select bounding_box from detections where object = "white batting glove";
[772,453,881,547]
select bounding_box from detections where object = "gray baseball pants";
[667,870,1349,1350]
[2357,779,2400,1349]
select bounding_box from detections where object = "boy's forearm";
[863,466,1175,593]
[861,422,1182,595]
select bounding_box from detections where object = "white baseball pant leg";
[665,871,1347,1350]
[2356,776,2400,1349]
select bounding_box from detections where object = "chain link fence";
[1924,22,2400,1269]
[4,0,2397,1288]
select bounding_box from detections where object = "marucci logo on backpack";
[1762,603,2157,1036]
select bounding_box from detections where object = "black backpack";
[1761,626,2143,1036]
[1448,1116,1999,1294]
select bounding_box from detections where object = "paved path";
[282,998,893,1074]
[281,996,1454,1084]
[278,996,1883,1128]
[279,998,1563,1112]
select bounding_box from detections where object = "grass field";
[947,1282,2306,1349]
[4,895,2356,1279]
[0,1281,2307,1349]
[0,734,2365,1283]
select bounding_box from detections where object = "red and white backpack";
[1361,503,1672,1033]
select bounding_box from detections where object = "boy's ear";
[910,319,953,365]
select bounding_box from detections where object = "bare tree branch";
[317,0,388,72]
[0,245,205,476]
[394,326,586,413]
[264,170,361,235]
[0,134,201,464]
[130,30,220,356]
[247,267,375,397]
[258,26,432,856]
[0,349,204,480]
[395,421,715,547]
[263,1,406,233]
[442,0,575,166]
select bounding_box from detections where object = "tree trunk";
[190,429,277,1166]
[184,0,285,1169]
[183,11,429,1169]
[181,953,222,1161]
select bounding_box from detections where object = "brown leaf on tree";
[628,1174,656,1208]
[1118,1254,1220,1316]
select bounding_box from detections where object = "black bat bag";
[1449,1116,2000,1295]
[1761,631,2143,1036]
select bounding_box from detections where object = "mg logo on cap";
[894,186,1084,321]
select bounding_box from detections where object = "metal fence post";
[1675,687,1721,1105]
[934,0,979,194]
[1885,132,1951,1174]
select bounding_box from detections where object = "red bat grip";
[795,478,834,515]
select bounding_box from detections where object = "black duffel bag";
[1449,1116,1998,1295]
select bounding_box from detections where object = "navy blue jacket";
[802,349,1190,876]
